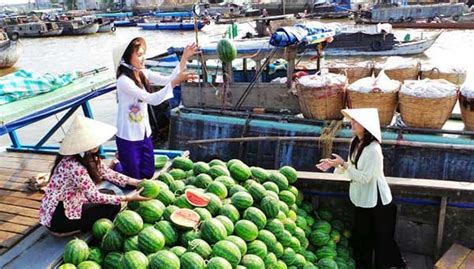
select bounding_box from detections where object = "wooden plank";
[0,175,29,184]
[0,203,38,218]
[0,231,22,248]
[0,190,43,201]
[0,168,49,180]
[0,159,53,173]
[434,244,472,269]
[435,196,448,260]
[0,247,7,255]
[460,251,474,269]
[0,152,56,161]
[0,221,31,234]
[0,196,41,209]
[0,212,37,226]
[0,181,30,192]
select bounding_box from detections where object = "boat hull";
[60,22,99,35]
[0,40,22,68]
[97,22,113,33]
[391,22,474,29]
[138,22,205,31]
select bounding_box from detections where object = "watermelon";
[219,204,240,223]
[271,242,285,258]
[103,252,123,269]
[317,210,334,222]
[172,156,193,171]
[163,205,179,221]
[283,218,297,234]
[170,246,187,257]
[193,161,210,175]
[208,165,231,179]
[154,220,179,246]
[212,240,242,267]
[343,229,352,239]
[318,258,338,269]
[247,240,268,259]
[326,240,337,249]
[262,181,280,194]
[149,250,180,269]
[288,186,299,199]
[170,180,186,194]
[310,230,331,247]
[225,235,247,256]
[181,230,202,247]
[77,261,101,269]
[250,166,269,182]
[229,162,251,182]
[247,182,268,202]
[268,172,289,190]
[209,159,227,167]
[58,264,76,269]
[276,260,288,269]
[170,208,200,229]
[260,196,280,218]
[279,190,296,206]
[194,207,213,221]
[87,247,103,264]
[226,159,244,168]
[276,230,293,247]
[229,184,248,196]
[215,175,236,190]
[258,229,277,249]
[234,220,259,241]
[287,210,297,221]
[207,181,228,199]
[276,211,287,221]
[201,218,228,244]
[175,194,194,209]
[122,250,148,269]
[303,250,317,263]
[137,180,160,199]
[331,219,345,232]
[282,247,297,266]
[305,215,315,227]
[330,230,341,243]
[124,236,140,252]
[169,168,187,180]
[337,246,351,258]
[92,218,113,240]
[265,252,278,268]
[188,239,212,259]
[293,254,307,268]
[301,202,313,213]
[114,210,143,236]
[206,192,223,216]
[138,226,165,254]
[313,220,332,234]
[279,201,290,215]
[207,257,232,269]
[185,189,210,207]
[231,191,254,210]
[266,219,285,235]
[180,252,206,269]
[241,254,265,269]
[289,237,302,252]
[279,166,297,184]
[136,199,165,223]
[156,188,176,206]
[101,228,124,252]
[158,172,174,186]
[194,173,213,189]
[316,246,337,260]
[64,239,89,265]
[335,257,350,269]
[243,207,267,230]
[154,155,169,169]
[216,215,235,235]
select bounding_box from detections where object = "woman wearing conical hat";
[317,108,406,269]
[112,37,198,180]
[39,116,149,236]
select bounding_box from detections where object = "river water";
[1,20,473,148]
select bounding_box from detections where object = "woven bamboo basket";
[420,67,467,85]
[296,83,346,120]
[459,94,474,130]
[399,93,457,129]
[374,63,420,83]
[347,89,398,126]
[328,63,373,84]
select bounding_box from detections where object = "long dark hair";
[116,38,152,93]
[50,151,103,184]
[348,128,378,169]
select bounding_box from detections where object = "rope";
[318,120,343,159]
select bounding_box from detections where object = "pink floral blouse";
[39,156,129,227]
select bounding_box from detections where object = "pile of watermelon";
[59,157,355,269]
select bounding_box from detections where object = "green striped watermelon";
[293,253,307,268]
[266,219,285,235]
[270,242,284,258]
[64,239,89,265]
[229,184,248,196]
[260,196,280,218]
[114,210,143,236]
[216,215,234,235]
[268,172,289,191]
[170,246,187,257]
[215,175,236,191]
[234,220,259,242]
[207,181,228,199]
[137,180,160,199]
[209,159,227,167]
[188,239,212,259]
[229,162,251,182]
[313,220,332,234]
[181,230,202,247]
[279,166,297,184]
[169,168,187,180]
[287,210,297,221]
[247,182,268,202]
[317,210,334,222]
[101,228,124,253]
[264,252,278,268]
[303,250,317,263]
[231,191,254,210]
[282,247,297,266]
[225,235,247,256]
[316,246,337,260]
[154,220,179,246]
[92,218,113,240]
[138,226,165,254]
[219,204,240,223]
[172,156,193,171]
[123,235,140,252]
[58,264,76,269]
[217,38,237,63]
[156,188,176,206]
[283,218,297,234]
[180,252,206,269]
[310,230,330,247]
[207,257,232,269]
[243,207,267,230]
[241,254,265,269]
[247,240,268,259]
[77,261,101,269]
[170,180,186,194]
[201,218,227,244]
[287,186,299,199]
[122,250,148,269]
[279,190,296,206]
[257,229,277,249]
[135,199,165,223]
[194,207,212,221]
[331,219,345,232]
[279,201,290,215]
[163,205,179,221]
[193,161,210,175]
[211,240,242,267]
[250,166,269,182]
[226,159,244,168]
[206,192,223,216]
[149,250,180,269]
[276,260,288,269]
[103,252,123,269]
[158,172,174,186]
[289,237,302,252]
[318,258,338,269]
[194,173,213,189]
[335,257,350,269]
[175,194,194,209]
[87,246,103,264]
[262,181,280,194]
[154,155,169,169]
[208,165,231,179]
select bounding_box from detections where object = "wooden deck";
[0,151,54,255]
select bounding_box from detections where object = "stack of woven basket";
[460,84,474,130]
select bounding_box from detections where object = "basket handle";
[428,67,441,79]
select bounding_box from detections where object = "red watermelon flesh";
[170,208,201,228]
[185,189,210,207]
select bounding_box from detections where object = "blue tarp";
[0,70,77,105]
[269,22,339,47]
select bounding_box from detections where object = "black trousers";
[49,189,121,233]
[351,195,404,269]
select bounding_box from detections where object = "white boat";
[0,30,22,68]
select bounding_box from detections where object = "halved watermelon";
[170,208,201,229]
[185,189,211,207]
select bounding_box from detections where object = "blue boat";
[94,12,133,18]
[113,18,146,27]
[138,21,206,31]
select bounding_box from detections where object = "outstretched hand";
[315,154,345,172]
[182,43,200,61]
[126,188,151,202]
[172,70,199,87]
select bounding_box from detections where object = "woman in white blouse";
[317,108,406,269]
[111,37,198,180]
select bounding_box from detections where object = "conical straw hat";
[59,115,117,155]
[341,108,382,143]
[112,37,145,74]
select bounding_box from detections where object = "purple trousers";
[116,135,155,179]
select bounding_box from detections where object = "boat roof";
[153,11,193,17]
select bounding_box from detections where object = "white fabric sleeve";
[116,76,174,106]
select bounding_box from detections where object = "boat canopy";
[269,22,340,47]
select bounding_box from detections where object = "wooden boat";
[57,20,99,35]
[138,12,208,31]
[113,18,146,27]
[0,30,22,68]
[95,17,114,33]
[391,21,474,29]
[2,17,63,38]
